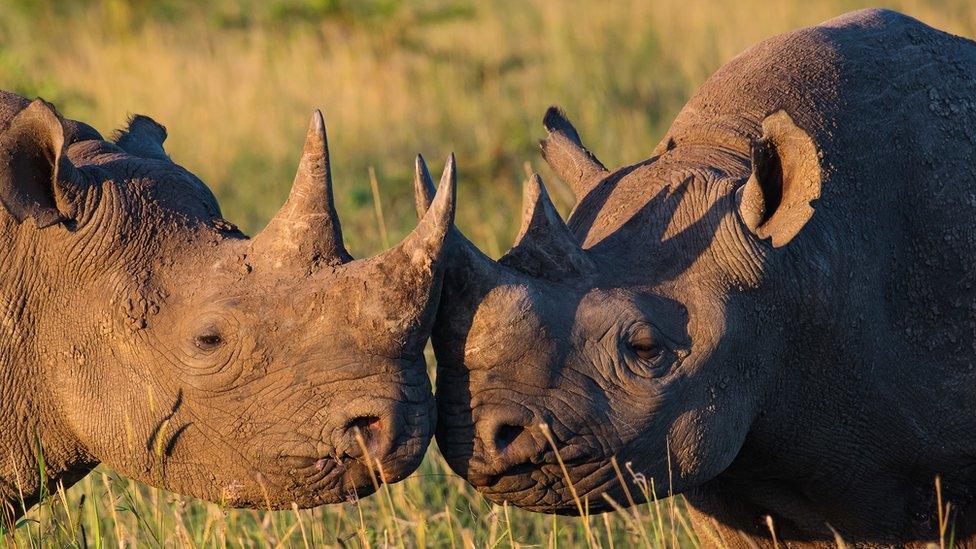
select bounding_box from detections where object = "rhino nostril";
[494,424,525,453]
[340,415,388,459]
[347,415,381,431]
[345,415,383,445]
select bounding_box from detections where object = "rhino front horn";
[413,153,508,288]
[253,110,352,269]
[349,153,457,338]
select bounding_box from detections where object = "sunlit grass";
[7,434,697,547]
[1,0,974,546]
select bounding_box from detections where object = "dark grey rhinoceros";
[417,9,976,547]
[0,92,456,522]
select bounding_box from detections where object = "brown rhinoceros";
[0,92,456,522]
[417,8,976,547]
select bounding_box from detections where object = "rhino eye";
[194,331,223,352]
[627,325,662,361]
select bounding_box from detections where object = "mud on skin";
[422,9,976,548]
[0,92,457,522]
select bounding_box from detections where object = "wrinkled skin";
[426,9,976,548]
[0,92,456,522]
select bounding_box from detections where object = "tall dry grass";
[1,0,974,546]
[7,0,975,252]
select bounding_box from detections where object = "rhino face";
[429,183,737,514]
[0,100,455,507]
[441,280,704,513]
[423,108,822,513]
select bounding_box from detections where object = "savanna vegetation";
[2,0,972,546]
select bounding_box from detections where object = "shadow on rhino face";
[430,148,757,514]
[436,276,702,514]
[566,155,665,241]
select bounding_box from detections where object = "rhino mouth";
[472,461,623,515]
[472,461,538,487]
[453,444,626,514]
[245,394,434,507]
[466,446,597,485]
[260,439,430,507]
[279,454,356,489]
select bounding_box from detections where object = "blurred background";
[3,0,973,546]
[6,0,974,257]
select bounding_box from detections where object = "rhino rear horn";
[253,110,351,268]
[539,106,608,203]
[501,173,593,280]
[0,99,84,228]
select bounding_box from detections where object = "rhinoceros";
[417,9,976,547]
[0,92,456,522]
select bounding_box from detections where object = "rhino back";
[669,8,976,206]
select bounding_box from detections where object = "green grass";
[2,0,974,546]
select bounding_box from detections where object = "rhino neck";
[0,218,97,522]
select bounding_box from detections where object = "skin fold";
[422,9,976,548]
[0,92,457,523]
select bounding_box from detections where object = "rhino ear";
[0,99,83,229]
[114,115,170,161]
[736,110,821,247]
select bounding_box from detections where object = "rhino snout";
[466,406,546,487]
[332,397,433,483]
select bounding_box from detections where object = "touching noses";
[468,405,546,487]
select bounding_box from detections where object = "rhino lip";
[473,462,538,488]
[283,452,382,474]
[473,460,623,515]
[468,447,602,490]
[315,457,336,471]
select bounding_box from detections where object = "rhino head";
[420,107,822,513]
[0,98,454,513]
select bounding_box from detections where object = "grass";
[1,0,974,546]
[8,429,700,547]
